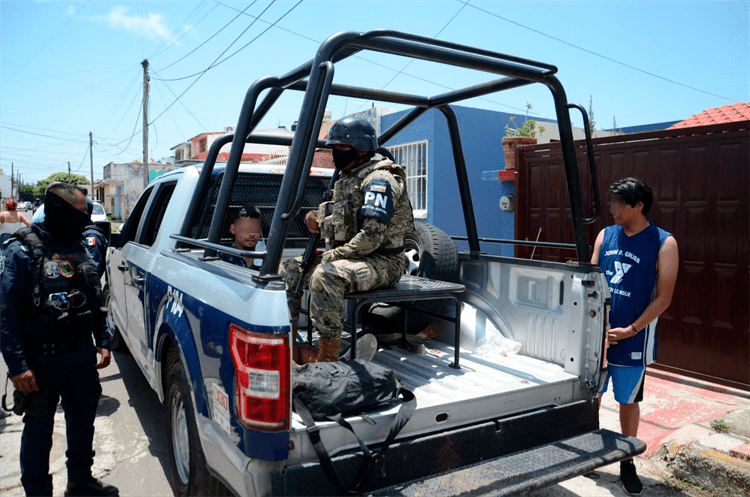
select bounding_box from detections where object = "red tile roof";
[670,102,750,129]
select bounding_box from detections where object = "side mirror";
[93,220,111,244]
[110,232,124,249]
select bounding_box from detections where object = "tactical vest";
[319,158,415,253]
[11,228,106,346]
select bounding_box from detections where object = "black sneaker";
[620,459,643,496]
[65,477,119,496]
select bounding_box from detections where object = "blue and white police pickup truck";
[107,30,644,497]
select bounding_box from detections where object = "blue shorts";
[598,364,645,404]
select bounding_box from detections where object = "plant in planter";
[504,103,546,138]
[502,103,545,170]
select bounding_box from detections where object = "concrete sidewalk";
[597,368,750,495]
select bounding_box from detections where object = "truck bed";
[288,339,579,464]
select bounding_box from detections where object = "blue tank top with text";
[598,223,671,366]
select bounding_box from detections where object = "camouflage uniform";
[281,157,414,340]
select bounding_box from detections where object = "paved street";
[2,347,748,496]
[0,349,172,497]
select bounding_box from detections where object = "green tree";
[35,172,90,200]
[19,184,36,200]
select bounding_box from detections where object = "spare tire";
[366,222,459,335]
[403,221,459,282]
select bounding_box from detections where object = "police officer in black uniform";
[83,198,108,278]
[0,182,118,496]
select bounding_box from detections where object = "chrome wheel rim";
[404,247,420,275]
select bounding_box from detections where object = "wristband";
[627,324,637,335]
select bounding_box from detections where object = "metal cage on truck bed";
[176,29,600,274]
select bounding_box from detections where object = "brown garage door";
[515,121,749,387]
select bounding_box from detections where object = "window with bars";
[386,140,428,219]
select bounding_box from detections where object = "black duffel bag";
[292,359,416,495]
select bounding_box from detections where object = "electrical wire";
[352,0,471,114]
[0,125,90,144]
[109,99,143,155]
[153,1,273,83]
[151,72,207,132]
[73,144,89,173]
[155,1,257,74]
[213,0,529,115]
[148,0,302,125]
[150,1,220,60]
[97,76,144,141]
[4,0,91,84]
[459,0,736,102]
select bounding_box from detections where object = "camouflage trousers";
[280,253,404,340]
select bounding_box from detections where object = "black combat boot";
[65,477,119,496]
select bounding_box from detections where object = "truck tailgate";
[275,400,644,496]
[372,429,646,496]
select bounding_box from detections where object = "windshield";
[92,203,105,215]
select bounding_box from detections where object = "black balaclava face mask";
[332,148,362,171]
[42,190,91,245]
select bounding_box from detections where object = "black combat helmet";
[326,117,378,152]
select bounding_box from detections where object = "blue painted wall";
[381,105,531,256]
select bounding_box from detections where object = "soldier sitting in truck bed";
[281,117,414,364]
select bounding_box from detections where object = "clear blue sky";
[2,0,748,185]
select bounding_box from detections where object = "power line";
[382,0,469,91]
[109,99,143,154]
[151,73,206,132]
[1,59,141,101]
[153,1,272,83]
[97,76,144,141]
[0,125,90,144]
[4,0,91,84]
[352,0,471,115]
[459,0,737,102]
[150,1,221,60]
[0,123,89,140]
[155,2,257,74]
[72,144,89,173]
[148,0,302,126]
[213,0,529,115]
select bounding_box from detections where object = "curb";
[658,441,750,496]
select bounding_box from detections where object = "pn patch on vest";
[360,180,394,225]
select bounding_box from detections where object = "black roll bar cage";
[178,29,599,279]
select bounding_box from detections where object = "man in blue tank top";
[592,177,679,495]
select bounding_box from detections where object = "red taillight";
[229,324,290,431]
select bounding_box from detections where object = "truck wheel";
[166,360,211,497]
[404,221,459,282]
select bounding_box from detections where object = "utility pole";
[11,162,14,198]
[142,59,150,189]
[89,131,95,199]
[68,162,71,183]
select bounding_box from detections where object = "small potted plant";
[502,103,545,170]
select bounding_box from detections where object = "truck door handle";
[134,274,145,286]
[117,262,128,272]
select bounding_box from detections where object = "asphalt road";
[0,349,173,497]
